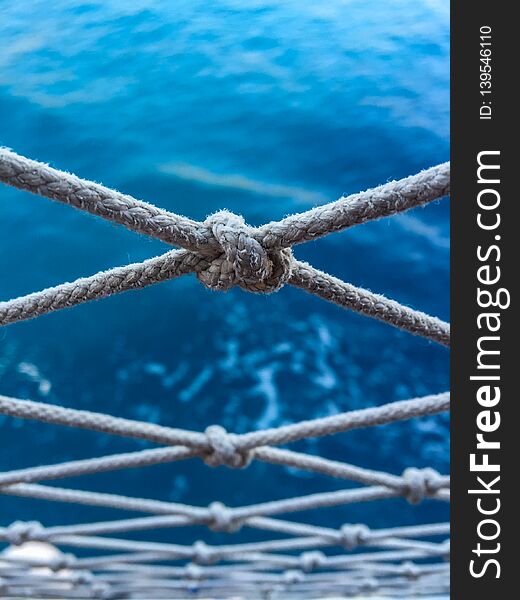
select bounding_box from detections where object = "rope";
[290,261,450,346]
[0,391,449,452]
[0,150,451,599]
[0,149,450,347]
[0,149,449,252]
[0,249,205,326]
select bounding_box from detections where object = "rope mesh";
[0,149,450,599]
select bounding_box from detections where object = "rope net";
[0,149,450,599]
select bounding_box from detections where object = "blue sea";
[0,0,449,558]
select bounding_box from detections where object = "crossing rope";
[0,149,450,599]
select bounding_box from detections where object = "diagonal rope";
[0,249,203,327]
[0,149,449,252]
[0,150,451,599]
[1,481,448,522]
[0,392,449,452]
[0,149,450,347]
[290,261,450,346]
[0,255,450,346]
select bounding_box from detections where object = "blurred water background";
[0,0,449,555]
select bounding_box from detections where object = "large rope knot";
[402,467,443,504]
[5,521,45,546]
[203,425,253,469]
[197,211,293,293]
[339,523,370,550]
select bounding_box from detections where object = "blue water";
[0,0,449,553]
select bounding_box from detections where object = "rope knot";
[49,553,75,571]
[299,551,326,572]
[74,571,95,586]
[339,523,370,550]
[282,569,305,585]
[207,501,241,532]
[192,540,215,565]
[402,467,443,504]
[91,582,113,600]
[197,210,293,293]
[402,561,420,580]
[5,521,45,546]
[184,563,203,580]
[203,425,253,469]
[360,577,378,593]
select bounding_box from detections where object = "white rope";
[0,149,449,252]
[0,149,450,346]
[0,391,449,452]
[0,151,451,599]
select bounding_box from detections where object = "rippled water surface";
[0,0,449,549]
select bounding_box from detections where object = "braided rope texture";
[0,149,450,345]
[0,150,450,599]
